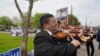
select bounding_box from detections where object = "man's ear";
[44,24,48,29]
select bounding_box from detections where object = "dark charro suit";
[34,30,76,56]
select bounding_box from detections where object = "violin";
[54,20,80,40]
[53,31,67,39]
[69,29,90,43]
[53,29,73,40]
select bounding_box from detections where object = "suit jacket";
[34,30,76,56]
[96,30,100,42]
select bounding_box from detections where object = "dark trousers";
[73,46,80,56]
[99,42,100,49]
[86,40,94,56]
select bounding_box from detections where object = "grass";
[0,32,34,53]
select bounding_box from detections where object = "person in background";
[96,30,100,50]
[84,29,95,56]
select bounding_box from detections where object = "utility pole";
[86,18,87,27]
[71,5,74,29]
[85,18,88,30]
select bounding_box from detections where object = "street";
[77,39,100,56]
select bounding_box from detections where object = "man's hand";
[71,39,81,47]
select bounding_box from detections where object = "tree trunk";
[21,17,29,56]
[14,0,35,56]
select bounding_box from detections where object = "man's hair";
[40,13,54,29]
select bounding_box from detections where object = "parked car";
[0,28,10,32]
[11,28,22,36]
[28,28,37,33]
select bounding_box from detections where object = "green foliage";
[68,14,81,26]
[18,13,43,28]
[30,13,43,28]
[18,20,23,27]
[0,32,33,53]
[0,16,13,28]
[19,13,81,28]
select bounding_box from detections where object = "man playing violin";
[34,13,81,56]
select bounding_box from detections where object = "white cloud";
[0,0,100,26]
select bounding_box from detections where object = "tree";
[0,17,2,25]
[30,13,43,28]
[68,14,81,26]
[0,16,13,29]
[14,0,38,56]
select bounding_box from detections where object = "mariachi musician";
[83,28,95,56]
[34,13,81,56]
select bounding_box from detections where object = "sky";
[0,0,100,26]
